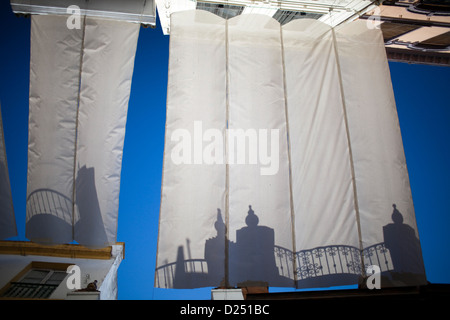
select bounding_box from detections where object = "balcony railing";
[2,282,59,299]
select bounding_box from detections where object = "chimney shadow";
[228,205,281,287]
[74,165,108,248]
[380,204,427,286]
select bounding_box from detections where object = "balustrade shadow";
[26,188,74,244]
[25,165,108,247]
[155,203,427,289]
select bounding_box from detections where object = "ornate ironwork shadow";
[155,242,393,289]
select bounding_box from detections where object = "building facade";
[362,0,450,66]
[0,241,124,300]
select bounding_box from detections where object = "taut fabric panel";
[334,21,426,286]
[155,10,227,289]
[0,103,17,239]
[227,14,293,287]
[74,17,139,248]
[26,14,139,248]
[283,19,361,288]
[26,15,82,245]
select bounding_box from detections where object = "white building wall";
[0,243,123,300]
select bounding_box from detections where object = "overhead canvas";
[26,14,139,248]
[334,21,426,285]
[155,11,427,289]
[26,14,82,245]
[226,14,293,287]
[282,20,361,288]
[74,17,139,248]
[155,10,227,289]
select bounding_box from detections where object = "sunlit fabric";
[226,14,293,287]
[26,15,139,248]
[156,11,227,289]
[155,10,427,289]
[283,20,361,288]
[335,21,427,284]
[0,103,16,239]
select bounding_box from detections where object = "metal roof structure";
[156,0,381,34]
[361,1,450,66]
[10,0,157,26]
[10,1,449,66]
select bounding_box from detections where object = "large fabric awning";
[155,10,427,289]
[26,14,139,248]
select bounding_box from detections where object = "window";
[0,262,71,299]
[196,2,244,20]
[272,10,323,25]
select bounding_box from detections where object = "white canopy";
[26,14,139,248]
[155,10,427,289]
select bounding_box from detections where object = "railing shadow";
[26,188,75,244]
[155,241,392,289]
[155,203,427,289]
[26,189,75,225]
[25,165,109,247]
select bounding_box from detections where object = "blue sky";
[0,2,449,300]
